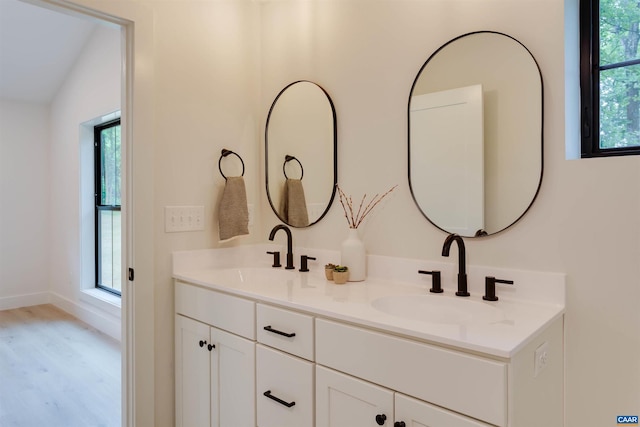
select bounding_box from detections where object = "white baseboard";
[0,291,122,341]
[50,292,121,342]
[0,292,51,311]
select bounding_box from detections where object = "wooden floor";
[0,304,121,427]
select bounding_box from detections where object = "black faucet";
[442,234,469,296]
[268,224,295,269]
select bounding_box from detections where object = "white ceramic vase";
[340,228,366,281]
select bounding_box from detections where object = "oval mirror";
[408,31,543,237]
[266,81,337,227]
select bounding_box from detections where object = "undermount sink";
[371,294,505,325]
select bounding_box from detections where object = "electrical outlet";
[165,206,205,232]
[534,341,549,377]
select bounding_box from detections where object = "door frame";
[31,0,156,425]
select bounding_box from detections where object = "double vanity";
[175,27,554,427]
[173,244,565,427]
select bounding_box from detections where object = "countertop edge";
[173,271,565,359]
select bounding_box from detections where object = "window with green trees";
[581,0,640,156]
[95,120,121,295]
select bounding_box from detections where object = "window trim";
[94,119,122,296]
[580,0,640,157]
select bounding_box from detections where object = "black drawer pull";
[263,325,296,338]
[263,390,296,408]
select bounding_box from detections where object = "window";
[95,119,121,296]
[581,0,640,157]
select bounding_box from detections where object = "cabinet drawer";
[256,344,314,427]
[396,393,492,427]
[175,281,255,339]
[256,304,314,360]
[316,319,507,427]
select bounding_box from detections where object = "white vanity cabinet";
[175,282,256,427]
[174,274,564,427]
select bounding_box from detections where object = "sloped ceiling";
[0,0,97,104]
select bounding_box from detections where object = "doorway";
[0,0,128,424]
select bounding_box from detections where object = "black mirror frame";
[407,31,545,238]
[265,80,338,228]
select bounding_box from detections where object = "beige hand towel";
[218,176,249,241]
[281,178,309,227]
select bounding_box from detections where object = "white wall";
[0,100,50,308]
[48,24,121,334]
[149,2,261,424]
[260,2,640,427]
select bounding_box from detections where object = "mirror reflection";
[408,31,543,237]
[266,81,337,227]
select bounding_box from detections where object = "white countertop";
[173,245,565,359]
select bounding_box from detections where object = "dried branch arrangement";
[337,184,398,229]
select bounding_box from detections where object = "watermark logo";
[617,416,639,425]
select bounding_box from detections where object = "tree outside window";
[582,0,640,156]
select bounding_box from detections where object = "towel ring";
[283,155,304,180]
[218,149,245,180]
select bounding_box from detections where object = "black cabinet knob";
[198,340,206,348]
[207,343,215,351]
[394,422,406,427]
[376,414,387,425]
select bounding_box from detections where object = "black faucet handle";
[483,276,514,301]
[299,255,316,272]
[418,270,443,293]
[267,251,281,268]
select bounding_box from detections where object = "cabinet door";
[175,315,212,427]
[395,393,492,427]
[316,365,394,427]
[210,326,256,427]
[256,344,314,427]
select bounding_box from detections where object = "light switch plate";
[165,206,204,232]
